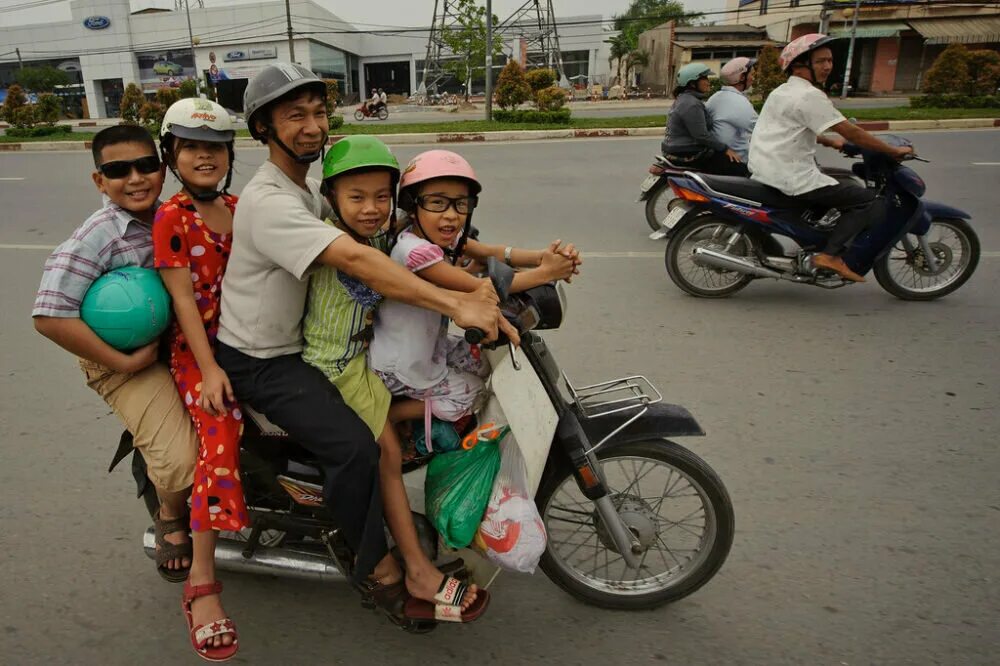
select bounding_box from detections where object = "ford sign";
[225,51,246,61]
[83,16,111,30]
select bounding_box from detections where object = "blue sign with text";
[83,16,111,30]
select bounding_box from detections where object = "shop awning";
[909,17,1000,45]
[829,21,910,39]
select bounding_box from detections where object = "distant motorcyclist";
[662,63,748,177]
[706,57,758,162]
[748,33,912,283]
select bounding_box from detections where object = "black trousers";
[662,146,750,177]
[216,342,386,583]
[796,181,878,255]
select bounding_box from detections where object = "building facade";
[721,0,1000,93]
[0,1,615,118]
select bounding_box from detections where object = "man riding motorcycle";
[747,33,912,283]
[662,63,748,177]
[706,57,758,163]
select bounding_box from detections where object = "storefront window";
[309,42,348,90]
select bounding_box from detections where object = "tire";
[354,109,365,121]
[377,107,389,120]
[873,218,980,301]
[665,215,754,298]
[537,439,734,610]
[643,180,673,232]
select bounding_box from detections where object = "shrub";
[155,87,181,109]
[139,101,165,135]
[494,60,531,110]
[324,79,340,115]
[178,79,198,99]
[525,68,557,94]
[9,105,37,129]
[2,84,28,122]
[328,113,344,131]
[35,93,62,125]
[492,108,571,124]
[6,124,73,138]
[534,86,569,111]
[923,44,971,94]
[910,93,1000,108]
[967,49,1000,96]
[119,83,146,124]
[753,45,786,102]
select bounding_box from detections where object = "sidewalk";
[1,117,996,152]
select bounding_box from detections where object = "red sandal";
[182,580,239,662]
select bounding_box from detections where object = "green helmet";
[322,135,400,183]
[677,63,712,88]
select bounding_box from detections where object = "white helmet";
[160,98,234,143]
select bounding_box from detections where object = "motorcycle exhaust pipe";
[692,247,784,280]
[143,527,345,582]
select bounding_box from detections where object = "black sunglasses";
[416,194,478,215]
[98,155,161,179]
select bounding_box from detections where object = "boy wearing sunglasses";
[33,125,198,582]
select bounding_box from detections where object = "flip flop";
[403,575,491,624]
[154,511,192,583]
[182,580,239,663]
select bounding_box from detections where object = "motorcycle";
[661,136,980,300]
[354,102,389,121]
[639,155,859,237]
[111,259,734,632]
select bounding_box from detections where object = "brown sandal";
[154,511,192,583]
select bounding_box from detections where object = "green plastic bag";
[424,431,505,549]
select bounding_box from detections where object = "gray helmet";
[244,62,326,140]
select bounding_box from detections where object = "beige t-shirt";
[218,160,342,358]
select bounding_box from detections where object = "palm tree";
[606,34,630,86]
[623,49,650,87]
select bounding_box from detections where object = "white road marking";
[972,162,1000,166]
[0,177,25,181]
[0,243,57,250]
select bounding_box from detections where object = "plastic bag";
[473,437,547,573]
[413,418,463,455]
[424,430,504,549]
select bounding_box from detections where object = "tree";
[119,83,146,124]
[606,33,631,85]
[494,60,531,110]
[15,66,70,93]
[1,84,27,122]
[623,49,650,87]
[155,87,181,109]
[323,79,340,115]
[966,48,1000,96]
[35,93,61,125]
[753,45,786,102]
[440,0,504,101]
[612,0,691,51]
[525,68,556,94]
[178,79,198,99]
[922,44,971,94]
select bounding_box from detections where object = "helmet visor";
[167,124,235,143]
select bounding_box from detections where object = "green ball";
[80,267,172,351]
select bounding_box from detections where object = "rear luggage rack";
[563,374,663,454]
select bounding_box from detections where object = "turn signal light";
[669,182,710,202]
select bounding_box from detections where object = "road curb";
[2,119,997,152]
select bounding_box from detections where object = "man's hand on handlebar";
[890,145,914,161]
[452,279,501,342]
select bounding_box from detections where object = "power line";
[0,0,67,14]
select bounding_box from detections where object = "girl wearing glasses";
[369,149,580,433]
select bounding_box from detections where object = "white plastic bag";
[473,436,547,573]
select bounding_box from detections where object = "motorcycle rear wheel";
[872,218,979,301]
[377,107,389,120]
[537,439,734,610]
[643,180,673,232]
[665,215,754,297]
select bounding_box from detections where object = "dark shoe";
[813,253,866,283]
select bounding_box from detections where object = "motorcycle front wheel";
[872,218,979,300]
[537,439,734,610]
[354,109,365,121]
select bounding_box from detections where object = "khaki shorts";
[80,359,197,493]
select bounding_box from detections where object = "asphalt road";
[1,130,998,664]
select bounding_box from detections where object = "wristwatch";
[503,246,514,266]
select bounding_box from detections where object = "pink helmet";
[399,150,482,199]
[720,57,757,86]
[779,33,836,72]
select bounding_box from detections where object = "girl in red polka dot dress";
[153,100,245,662]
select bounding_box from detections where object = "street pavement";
[1,130,998,664]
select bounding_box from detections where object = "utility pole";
[485,0,493,121]
[15,47,23,71]
[285,0,296,63]
[183,0,201,97]
[840,0,861,100]
[818,3,830,34]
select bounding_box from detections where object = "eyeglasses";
[416,194,478,215]
[98,155,161,179]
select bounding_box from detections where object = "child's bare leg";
[188,530,234,648]
[157,488,191,570]
[376,420,478,610]
[388,398,424,424]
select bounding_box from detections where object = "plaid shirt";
[32,196,157,318]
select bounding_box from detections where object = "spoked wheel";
[537,439,734,610]
[873,218,979,300]
[643,181,674,232]
[665,215,754,297]
[377,107,389,120]
[354,109,365,121]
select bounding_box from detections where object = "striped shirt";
[32,196,157,318]
[302,224,389,379]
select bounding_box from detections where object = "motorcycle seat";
[693,173,805,209]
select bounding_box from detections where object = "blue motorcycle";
[661,136,980,300]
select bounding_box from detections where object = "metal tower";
[419,0,565,94]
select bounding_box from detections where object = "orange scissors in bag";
[462,422,507,450]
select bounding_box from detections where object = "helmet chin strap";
[168,165,223,202]
[270,129,325,165]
